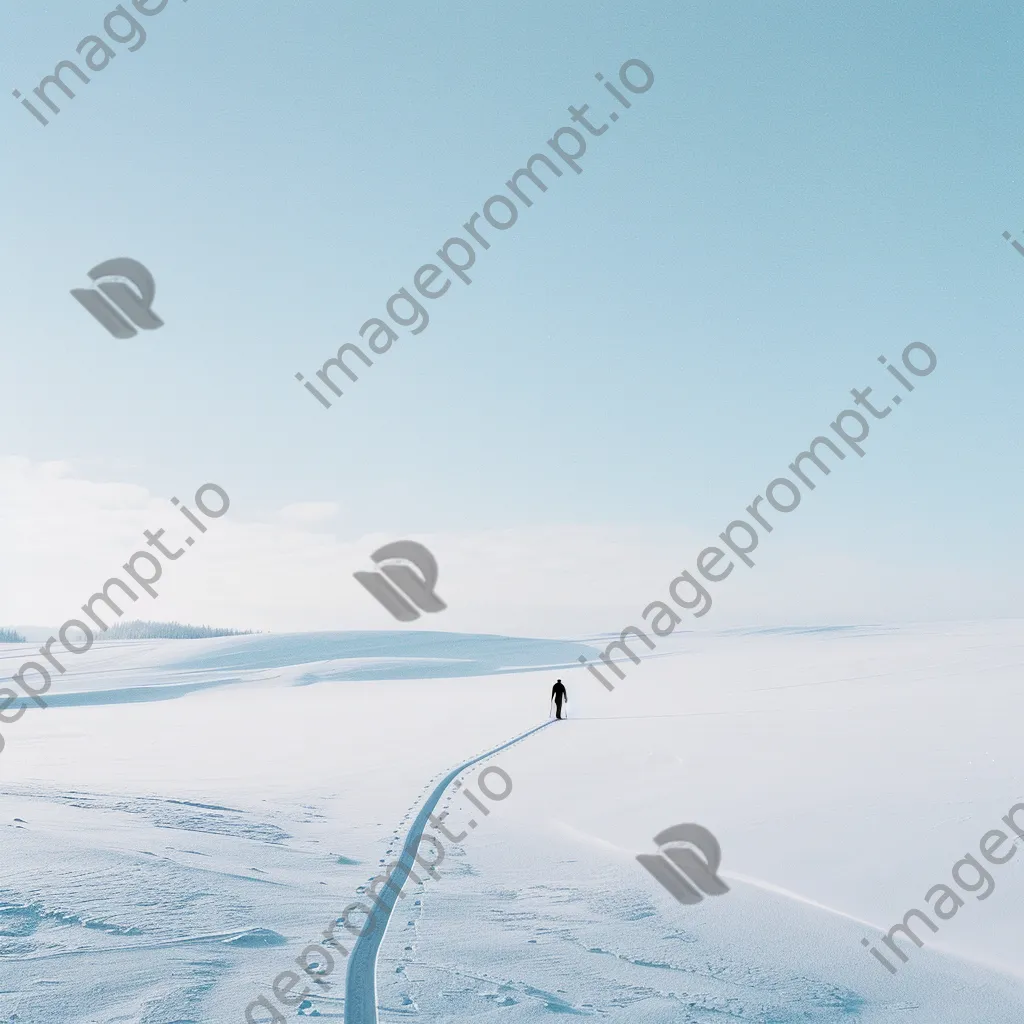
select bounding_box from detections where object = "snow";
[1,622,1023,1022]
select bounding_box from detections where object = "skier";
[551,679,568,720]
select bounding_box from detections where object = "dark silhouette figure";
[551,679,567,720]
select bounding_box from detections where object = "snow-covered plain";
[1,622,1023,1023]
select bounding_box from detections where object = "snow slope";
[1,623,1023,1022]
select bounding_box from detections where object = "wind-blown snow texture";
[1,623,1023,1022]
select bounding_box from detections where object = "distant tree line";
[103,620,258,640]
[0,628,26,643]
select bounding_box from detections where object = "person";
[551,679,568,720]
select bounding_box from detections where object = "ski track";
[344,719,555,1024]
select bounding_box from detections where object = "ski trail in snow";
[345,718,555,1024]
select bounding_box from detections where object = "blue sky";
[2,0,1023,628]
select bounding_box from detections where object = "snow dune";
[0,630,594,709]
